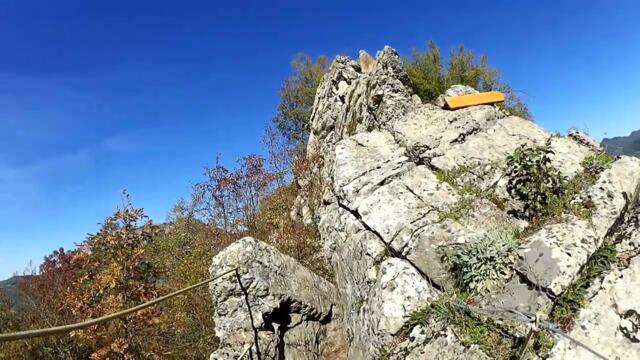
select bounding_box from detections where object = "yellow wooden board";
[445,91,505,110]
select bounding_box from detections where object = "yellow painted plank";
[445,91,505,110]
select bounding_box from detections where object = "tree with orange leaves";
[65,195,162,360]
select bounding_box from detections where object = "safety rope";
[0,268,611,359]
[460,303,609,360]
[0,268,237,342]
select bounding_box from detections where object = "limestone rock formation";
[209,46,640,359]
[548,205,640,359]
[208,237,345,360]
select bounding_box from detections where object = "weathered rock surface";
[549,258,640,359]
[549,205,640,360]
[390,325,489,360]
[208,237,345,360]
[435,84,479,108]
[518,156,640,296]
[210,46,640,359]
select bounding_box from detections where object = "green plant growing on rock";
[505,145,567,222]
[435,165,474,188]
[550,240,617,330]
[530,331,556,358]
[581,151,614,179]
[375,346,392,360]
[401,292,517,359]
[435,164,508,221]
[449,231,519,294]
[437,197,474,222]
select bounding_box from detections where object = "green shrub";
[405,40,531,120]
[449,231,519,293]
[581,152,614,178]
[505,145,566,222]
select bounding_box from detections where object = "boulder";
[435,84,480,108]
[208,237,345,360]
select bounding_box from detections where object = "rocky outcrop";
[548,205,640,359]
[209,46,640,359]
[208,237,345,360]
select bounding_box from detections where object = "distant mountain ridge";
[0,275,31,309]
[602,129,640,156]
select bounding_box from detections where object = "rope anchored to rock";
[459,303,610,360]
[0,268,237,342]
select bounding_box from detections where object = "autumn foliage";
[0,138,326,359]
[0,49,335,359]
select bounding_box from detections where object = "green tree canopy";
[273,54,329,146]
[406,40,531,120]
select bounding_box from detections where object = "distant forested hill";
[602,130,640,156]
[0,275,30,308]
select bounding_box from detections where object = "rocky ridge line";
[209,47,640,359]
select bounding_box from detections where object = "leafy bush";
[449,231,519,293]
[581,151,614,178]
[405,40,531,120]
[505,145,566,222]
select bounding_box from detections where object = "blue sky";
[1,0,639,278]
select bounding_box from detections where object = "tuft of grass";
[544,176,595,221]
[401,292,517,359]
[435,165,508,222]
[530,331,556,358]
[550,240,617,330]
[435,165,473,187]
[376,346,392,360]
[581,152,614,178]
[437,196,474,222]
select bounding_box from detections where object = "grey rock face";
[208,237,345,360]
[516,156,640,297]
[390,326,489,360]
[211,46,640,359]
[548,205,640,360]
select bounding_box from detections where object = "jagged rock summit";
[209,47,640,359]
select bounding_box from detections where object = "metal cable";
[237,343,253,360]
[0,267,237,342]
[459,303,609,360]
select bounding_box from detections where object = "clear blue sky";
[1,0,639,278]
